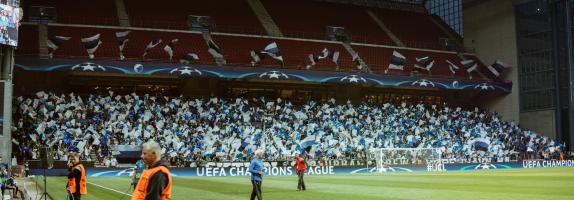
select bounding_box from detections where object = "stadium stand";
[45,25,213,64]
[16,1,499,80]
[213,34,353,70]
[351,44,483,79]
[371,8,450,50]
[11,92,565,166]
[47,26,120,59]
[260,0,394,45]
[124,0,266,34]
[22,0,119,26]
[15,24,38,56]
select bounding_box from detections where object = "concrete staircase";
[202,32,227,66]
[38,24,50,59]
[245,0,283,37]
[366,9,405,47]
[342,42,372,73]
[114,0,131,27]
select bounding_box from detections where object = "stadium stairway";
[201,32,227,66]
[341,42,371,73]
[365,9,405,47]
[246,0,284,37]
[371,8,449,50]
[114,0,131,27]
[38,25,49,59]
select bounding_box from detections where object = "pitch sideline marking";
[87,181,132,196]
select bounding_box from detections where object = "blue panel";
[15,58,512,93]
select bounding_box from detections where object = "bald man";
[131,141,172,200]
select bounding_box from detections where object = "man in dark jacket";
[248,149,264,200]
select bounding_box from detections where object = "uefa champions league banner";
[28,160,574,177]
[15,57,512,93]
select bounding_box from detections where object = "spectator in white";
[104,157,111,167]
[110,157,118,167]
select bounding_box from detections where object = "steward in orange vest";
[131,160,172,200]
[67,152,87,200]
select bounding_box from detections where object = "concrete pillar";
[245,0,283,37]
[0,80,12,167]
[38,24,50,59]
[464,0,520,124]
[114,0,131,27]
[366,9,404,47]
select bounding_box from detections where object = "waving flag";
[250,50,262,65]
[115,31,130,60]
[352,53,362,70]
[46,36,71,58]
[179,53,199,64]
[81,34,102,59]
[164,38,179,61]
[488,60,507,77]
[461,60,478,73]
[300,135,317,153]
[251,42,283,65]
[307,48,340,69]
[262,42,283,62]
[207,39,223,59]
[414,56,434,71]
[473,138,490,151]
[142,38,162,59]
[446,60,459,75]
[386,50,405,74]
[318,48,330,59]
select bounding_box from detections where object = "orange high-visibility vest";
[68,164,87,195]
[131,165,172,200]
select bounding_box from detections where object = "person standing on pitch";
[67,152,87,200]
[130,159,146,188]
[132,141,172,200]
[248,149,265,200]
[295,154,307,191]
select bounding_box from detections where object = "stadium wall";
[463,0,541,134]
[520,110,557,139]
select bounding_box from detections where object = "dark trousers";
[297,171,306,190]
[250,180,262,200]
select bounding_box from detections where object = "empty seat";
[124,0,265,35]
[23,0,119,26]
[261,0,393,45]
[372,8,449,50]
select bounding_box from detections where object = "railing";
[53,16,120,26]
[30,17,458,51]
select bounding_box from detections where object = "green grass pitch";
[38,167,574,200]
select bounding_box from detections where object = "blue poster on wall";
[15,58,513,93]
